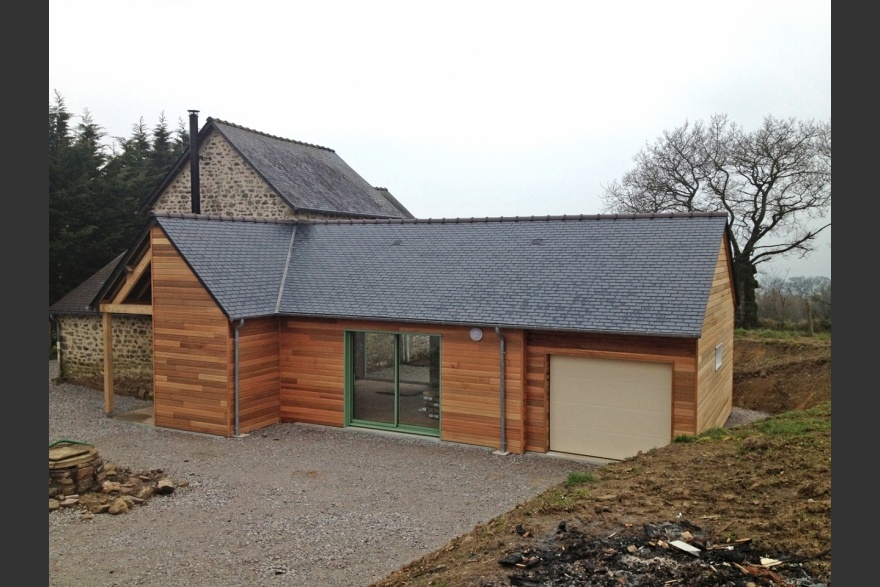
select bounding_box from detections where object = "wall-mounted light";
[469,327,483,341]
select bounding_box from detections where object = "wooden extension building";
[97,209,735,461]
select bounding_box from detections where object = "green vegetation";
[754,403,831,437]
[50,92,189,306]
[565,471,596,486]
[736,328,831,341]
[701,427,733,440]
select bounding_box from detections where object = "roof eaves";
[271,311,702,338]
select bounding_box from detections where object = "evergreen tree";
[49,95,189,306]
[151,112,178,173]
[49,94,109,304]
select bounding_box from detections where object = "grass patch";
[754,403,831,437]
[675,427,730,444]
[536,485,592,513]
[700,427,731,440]
[565,471,596,486]
[735,328,831,342]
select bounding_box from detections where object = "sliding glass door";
[348,331,440,434]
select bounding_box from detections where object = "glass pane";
[398,334,440,429]
[352,332,396,424]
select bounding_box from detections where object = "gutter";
[494,327,509,455]
[234,318,245,436]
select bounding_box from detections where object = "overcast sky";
[49,0,831,278]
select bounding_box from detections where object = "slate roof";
[49,253,125,316]
[153,212,730,337]
[156,216,295,319]
[139,118,414,219]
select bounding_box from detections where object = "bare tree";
[601,114,831,328]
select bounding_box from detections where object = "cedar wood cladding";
[695,238,736,431]
[280,319,526,454]
[234,316,281,434]
[151,227,232,435]
[152,226,281,435]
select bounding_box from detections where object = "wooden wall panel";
[279,319,525,454]
[441,328,524,454]
[524,331,697,452]
[279,320,346,426]
[234,317,281,434]
[151,227,232,436]
[696,239,736,432]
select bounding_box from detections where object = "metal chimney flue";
[188,110,201,214]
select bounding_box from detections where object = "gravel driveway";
[48,362,587,587]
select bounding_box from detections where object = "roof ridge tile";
[293,211,728,226]
[208,117,335,153]
[150,211,298,225]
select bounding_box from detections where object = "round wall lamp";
[469,327,483,341]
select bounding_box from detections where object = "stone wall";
[153,131,355,220]
[58,314,153,398]
[153,132,295,218]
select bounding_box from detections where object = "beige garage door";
[550,355,672,460]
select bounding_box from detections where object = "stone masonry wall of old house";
[153,132,295,218]
[58,314,153,398]
[152,132,354,219]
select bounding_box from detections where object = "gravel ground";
[49,362,586,587]
[48,361,766,587]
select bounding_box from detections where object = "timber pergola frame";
[98,244,153,415]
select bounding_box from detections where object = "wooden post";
[103,312,114,414]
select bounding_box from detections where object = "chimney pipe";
[188,110,200,214]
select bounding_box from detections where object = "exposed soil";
[66,373,153,400]
[370,335,832,587]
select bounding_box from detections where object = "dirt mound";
[733,336,831,414]
[370,335,833,587]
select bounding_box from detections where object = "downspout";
[49,316,61,376]
[55,318,62,371]
[494,327,509,455]
[234,318,245,436]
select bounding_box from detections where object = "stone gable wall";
[152,131,362,221]
[153,132,296,218]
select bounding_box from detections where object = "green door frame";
[344,330,440,437]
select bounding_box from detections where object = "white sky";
[49,0,831,278]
